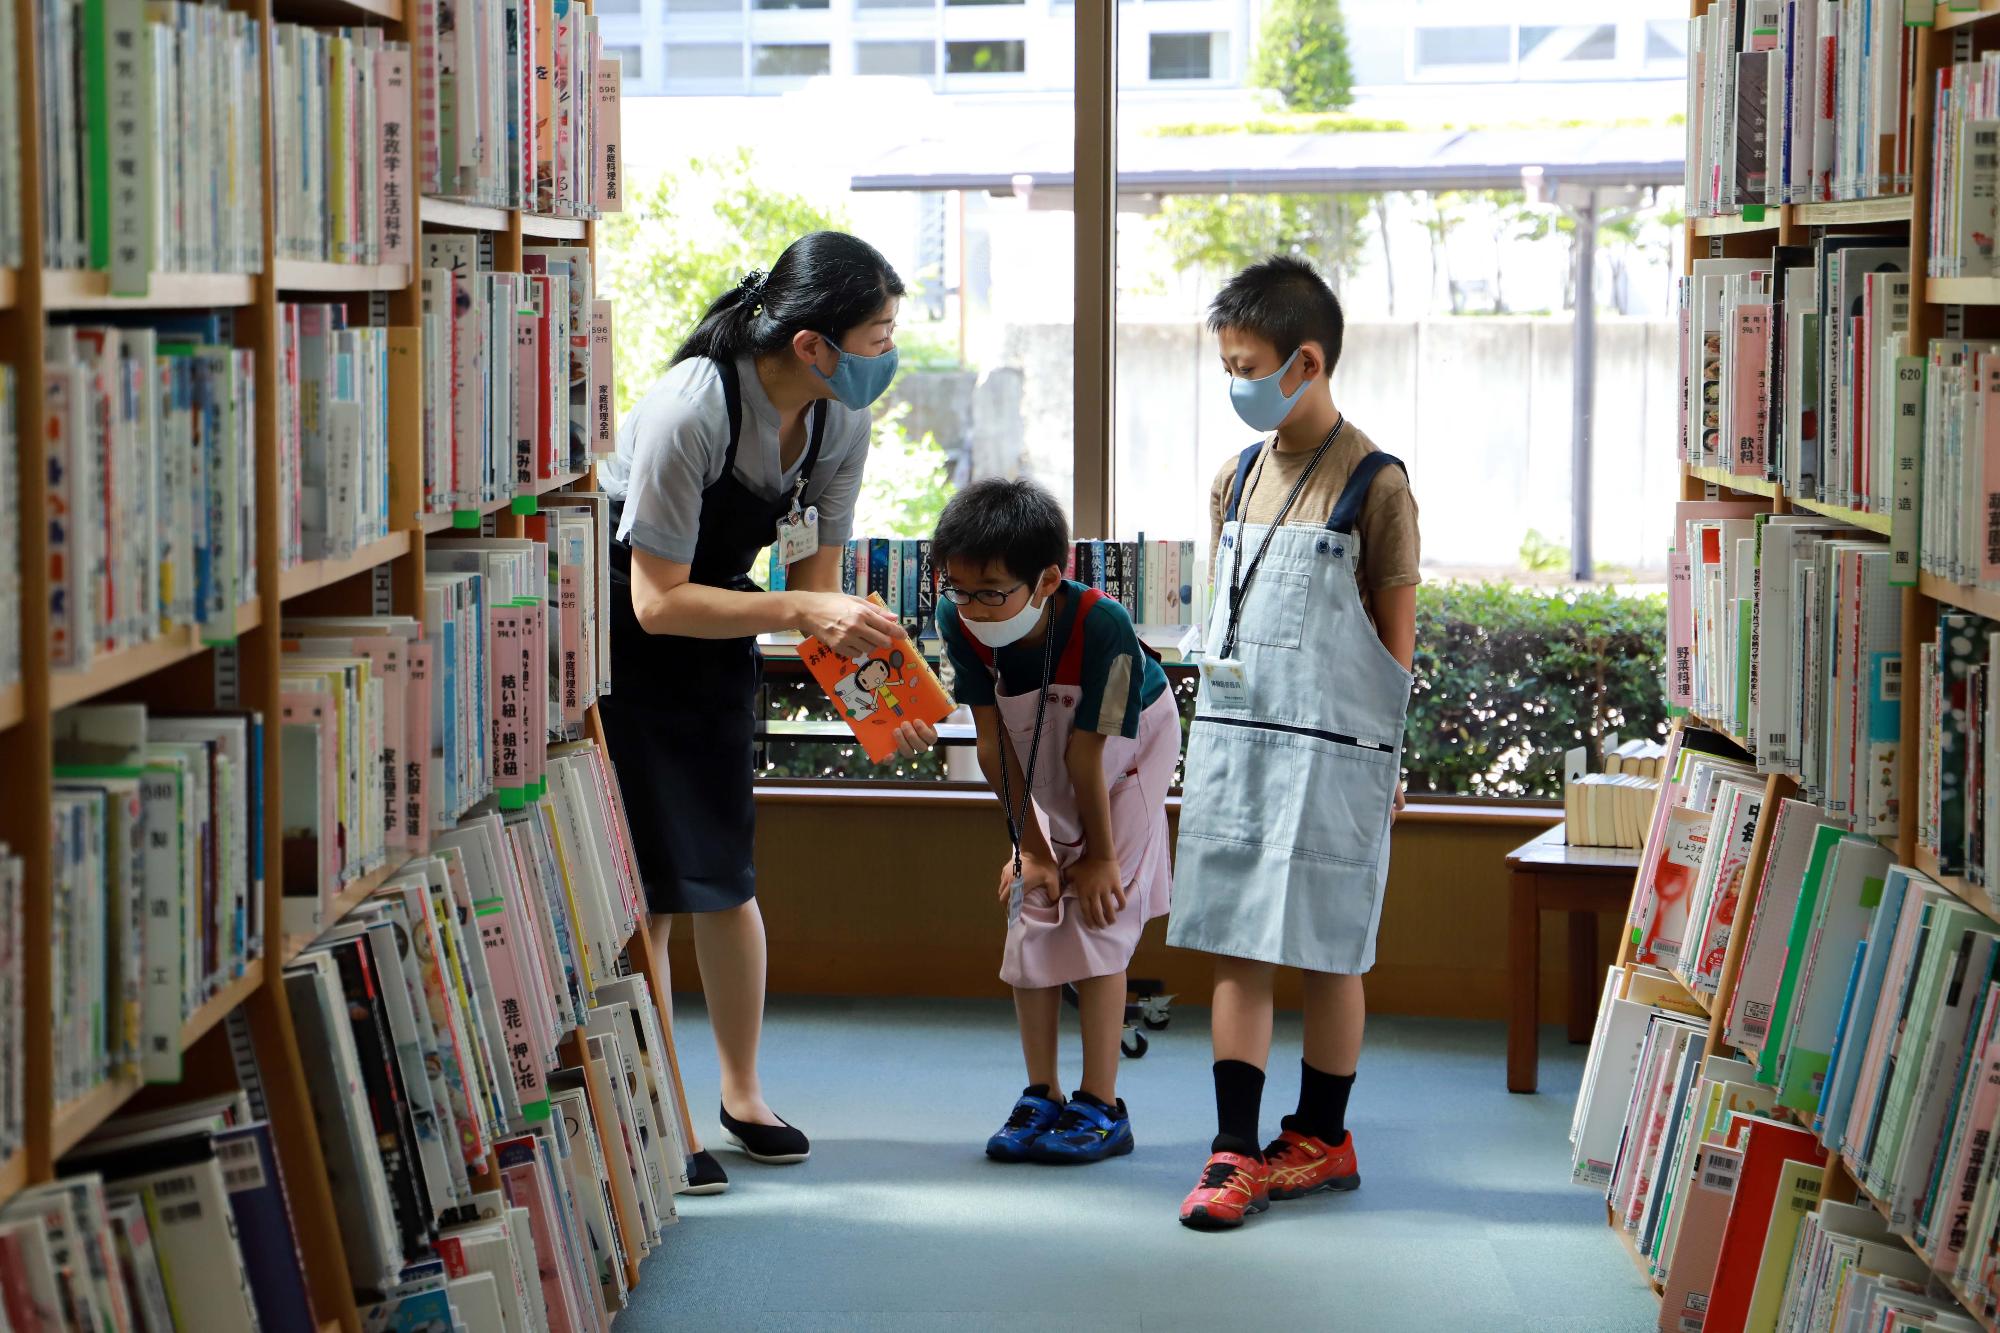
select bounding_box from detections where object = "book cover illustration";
[800,595,951,763]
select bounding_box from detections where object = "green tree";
[598,149,844,416]
[1251,0,1355,113]
[1155,191,1372,290]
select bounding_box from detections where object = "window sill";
[754,783,1563,827]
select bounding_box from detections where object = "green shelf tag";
[499,787,527,811]
[511,495,538,515]
[1742,204,1767,222]
[452,509,480,529]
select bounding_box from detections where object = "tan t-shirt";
[1207,419,1422,620]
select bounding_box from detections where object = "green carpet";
[627,997,1657,1332]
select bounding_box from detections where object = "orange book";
[800,595,952,763]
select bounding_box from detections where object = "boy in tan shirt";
[1171,256,1423,1230]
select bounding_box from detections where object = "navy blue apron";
[602,358,828,914]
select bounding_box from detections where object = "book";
[799,594,953,764]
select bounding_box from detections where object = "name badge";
[1202,657,1251,709]
[1006,876,1026,925]
[776,504,819,566]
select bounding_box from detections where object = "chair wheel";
[1122,1030,1148,1058]
[1061,983,1080,1010]
[1143,1016,1169,1031]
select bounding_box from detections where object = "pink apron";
[969,588,1179,990]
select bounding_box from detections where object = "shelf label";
[511,495,539,516]
[453,509,481,529]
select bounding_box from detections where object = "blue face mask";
[815,340,900,411]
[1228,347,1307,432]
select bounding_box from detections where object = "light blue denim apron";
[1167,445,1413,975]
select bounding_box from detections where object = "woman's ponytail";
[671,233,905,368]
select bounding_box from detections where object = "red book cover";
[1701,1115,1828,1333]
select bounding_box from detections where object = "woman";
[600,232,936,1194]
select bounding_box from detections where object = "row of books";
[1,367,17,696]
[1929,51,2000,280]
[278,304,392,570]
[46,319,259,671]
[0,848,19,1168]
[1681,243,1915,516]
[0,9,18,270]
[417,0,620,218]
[1919,607,2000,901]
[1564,774,1664,851]
[48,706,263,1103]
[1684,0,1916,217]
[1668,502,1903,823]
[770,536,1210,634]
[273,27,413,270]
[35,0,263,283]
[420,237,613,517]
[1626,727,1763,1001]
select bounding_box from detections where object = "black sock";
[1211,1059,1266,1159]
[1287,1060,1355,1144]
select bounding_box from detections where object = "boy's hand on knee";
[1000,854,1060,909]
[1068,858,1126,930]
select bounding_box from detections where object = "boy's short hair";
[1207,255,1345,375]
[932,478,1070,587]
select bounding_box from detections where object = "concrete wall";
[894,316,1680,573]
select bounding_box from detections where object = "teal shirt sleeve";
[936,602,996,707]
[1076,598,1166,738]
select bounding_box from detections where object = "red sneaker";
[1178,1151,1270,1231]
[1264,1127,1361,1201]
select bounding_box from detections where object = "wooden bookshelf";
[41,269,258,310]
[1914,846,2000,928]
[1939,0,2000,32]
[1792,196,1914,225]
[1693,212,1781,237]
[273,259,413,292]
[1789,494,1892,534]
[1920,572,2000,622]
[277,531,412,602]
[1926,276,2000,306]
[0,0,648,1320]
[419,195,511,231]
[1839,1164,2000,1333]
[1686,461,1781,498]
[48,601,262,712]
[418,471,589,533]
[521,215,588,240]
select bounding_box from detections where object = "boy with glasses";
[931,479,1179,1165]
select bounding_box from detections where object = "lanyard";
[1222,416,1345,659]
[993,597,1060,880]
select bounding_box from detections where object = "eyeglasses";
[940,583,1028,608]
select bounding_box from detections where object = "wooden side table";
[1506,824,1641,1093]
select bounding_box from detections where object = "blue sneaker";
[1029,1092,1135,1164]
[986,1085,1064,1162]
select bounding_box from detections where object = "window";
[945,39,1024,75]
[754,43,832,77]
[946,0,1023,6]
[859,0,932,7]
[755,0,828,9]
[1645,20,1688,66]
[1149,32,1220,81]
[1518,24,1617,65]
[1413,26,1510,72]
[666,0,740,10]
[593,0,639,13]
[665,42,743,81]
[606,44,644,79]
[857,40,936,77]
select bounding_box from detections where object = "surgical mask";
[959,588,1048,649]
[1228,347,1307,432]
[815,340,899,411]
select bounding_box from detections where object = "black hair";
[672,231,906,366]
[931,478,1070,588]
[1206,255,1345,375]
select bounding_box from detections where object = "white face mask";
[960,587,1048,649]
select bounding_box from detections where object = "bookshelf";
[1588,2,2000,1323]
[0,0,658,1322]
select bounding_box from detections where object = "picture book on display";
[801,595,953,764]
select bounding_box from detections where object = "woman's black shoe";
[719,1103,811,1163]
[682,1149,729,1195]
